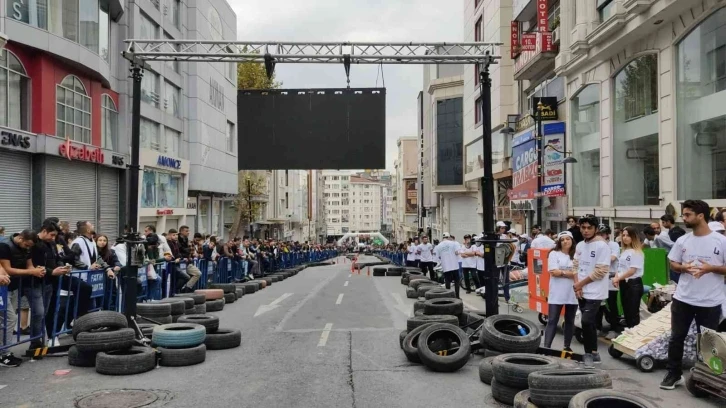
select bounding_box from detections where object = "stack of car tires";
[137,302,173,324]
[175,293,207,314]
[155,298,188,322]
[69,311,156,375]
[195,289,225,312]
[209,284,238,304]
[152,323,207,367]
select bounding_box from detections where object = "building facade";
[556,0,726,226]
[349,175,383,234]
[393,137,419,242]
[1,0,128,236]
[322,170,353,238]
[119,0,238,236]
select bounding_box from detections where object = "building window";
[597,0,614,22]
[227,121,235,153]
[474,17,482,42]
[164,81,180,116]
[613,54,659,206]
[677,8,726,200]
[164,0,180,29]
[475,97,482,126]
[140,118,161,151]
[142,169,183,208]
[79,0,99,52]
[164,33,180,73]
[139,12,157,39]
[7,0,48,29]
[437,97,464,185]
[164,127,180,156]
[101,95,117,150]
[56,75,91,144]
[570,84,600,207]
[0,50,30,131]
[142,71,160,108]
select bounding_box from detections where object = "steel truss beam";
[123,40,501,65]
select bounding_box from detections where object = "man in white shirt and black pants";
[417,236,436,281]
[433,233,462,299]
[572,215,612,368]
[406,238,418,268]
[660,200,726,390]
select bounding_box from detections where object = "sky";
[229,0,464,172]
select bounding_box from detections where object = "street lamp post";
[246,176,254,239]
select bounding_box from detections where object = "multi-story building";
[123,0,238,236]
[311,170,327,243]
[349,175,383,233]
[420,55,479,240]
[555,0,725,228]
[322,170,353,238]
[393,137,419,241]
[1,1,128,236]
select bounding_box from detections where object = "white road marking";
[349,274,352,278]
[318,323,333,347]
[336,293,344,305]
[463,301,481,312]
[391,293,411,316]
[274,272,338,332]
[344,281,349,287]
[0,385,6,390]
[254,293,294,317]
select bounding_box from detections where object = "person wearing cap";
[507,229,523,266]
[496,221,508,239]
[612,226,645,329]
[417,236,436,281]
[434,233,463,299]
[460,234,480,294]
[543,231,578,351]
[572,214,611,368]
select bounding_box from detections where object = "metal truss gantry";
[123,40,500,65]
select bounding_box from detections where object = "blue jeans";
[10,283,52,345]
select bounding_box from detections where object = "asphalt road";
[0,255,721,407]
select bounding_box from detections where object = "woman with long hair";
[543,231,579,351]
[612,226,645,328]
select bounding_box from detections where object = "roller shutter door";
[165,218,178,232]
[448,196,477,241]
[98,167,119,237]
[0,150,31,233]
[45,157,97,230]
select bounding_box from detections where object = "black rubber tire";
[184,307,196,315]
[478,356,495,384]
[491,378,523,406]
[223,292,236,304]
[175,293,206,305]
[423,298,464,316]
[424,288,456,300]
[466,312,487,331]
[414,309,425,316]
[402,323,434,363]
[240,283,257,293]
[169,296,194,309]
[96,347,157,376]
[409,279,434,290]
[138,315,172,324]
[538,313,548,325]
[76,328,136,352]
[529,369,612,407]
[407,314,459,332]
[513,390,538,408]
[177,314,219,333]
[484,349,503,358]
[171,313,184,323]
[262,277,273,285]
[406,287,418,299]
[568,389,658,408]
[401,277,410,286]
[193,303,207,314]
[270,274,286,280]
[152,323,206,348]
[636,355,655,372]
[68,345,98,367]
[492,353,560,389]
[138,323,156,339]
[204,328,242,350]
[269,276,281,282]
[479,314,541,353]
[136,302,172,317]
[72,311,128,340]
[156,298,187,314]
[206,299,224,312]
[417,285,439,298]
[386,269,403,277]
[158,343,207,367]
[608,344,624,359]
[686,371,709,398]
[209,283,237,294]
[399,330,408,349]
[416,323,471,372]
[373,267,387,276]
[413,300,426,313]
[235,288,244,299]
[407,270,424,277]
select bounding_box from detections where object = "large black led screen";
[238,88,386,170]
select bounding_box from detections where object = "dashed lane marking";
[344,281,349,287]
[318,323,333,347]
[336,293,344,305]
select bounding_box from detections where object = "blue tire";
[152,323,206,348]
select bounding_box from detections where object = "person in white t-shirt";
[406,238,418,268]
[572,214,611,368]
[543,231,579,351]
[596,224,622,339]
[661,200,726,391]
[531,230,556,250]
[460,235,480,293]
[433,233,463,299]
[473,236,486,287]
[612,226,644,329]
[417,236,436,281]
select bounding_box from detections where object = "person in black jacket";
[166,229,190,292]
[567,216,584,244]
[177,226,201,292]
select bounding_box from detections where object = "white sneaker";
[48,337,60,347]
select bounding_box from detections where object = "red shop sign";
[156,209,174,215]
[521,33,537,51]
[537,0,548,32]
[510,21,520,58]
[59,139,104,164]
[541,32,554,52]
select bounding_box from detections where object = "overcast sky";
[230,0,464,172]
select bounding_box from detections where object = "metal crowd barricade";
[0,286,7,349]
[50,270,107,340]
[0,280,52,355]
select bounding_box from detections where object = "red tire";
[194,289,224,300]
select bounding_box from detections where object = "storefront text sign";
[157,155,182,169]
[537,0,548,32]
[59,139,104,164]
[542,122,566,197]
[540,32,554,53]
[157,209,174,215]
[533,97,558,120]
[521,33,537,51]
[511,22,520,58]
[509,131,537,201]
[1,130,30,149]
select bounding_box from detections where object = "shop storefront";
[139,149,193,234]
[0,127,35,233]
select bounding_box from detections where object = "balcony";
[513,32,558,81]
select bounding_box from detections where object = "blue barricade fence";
[379,251,405,266]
